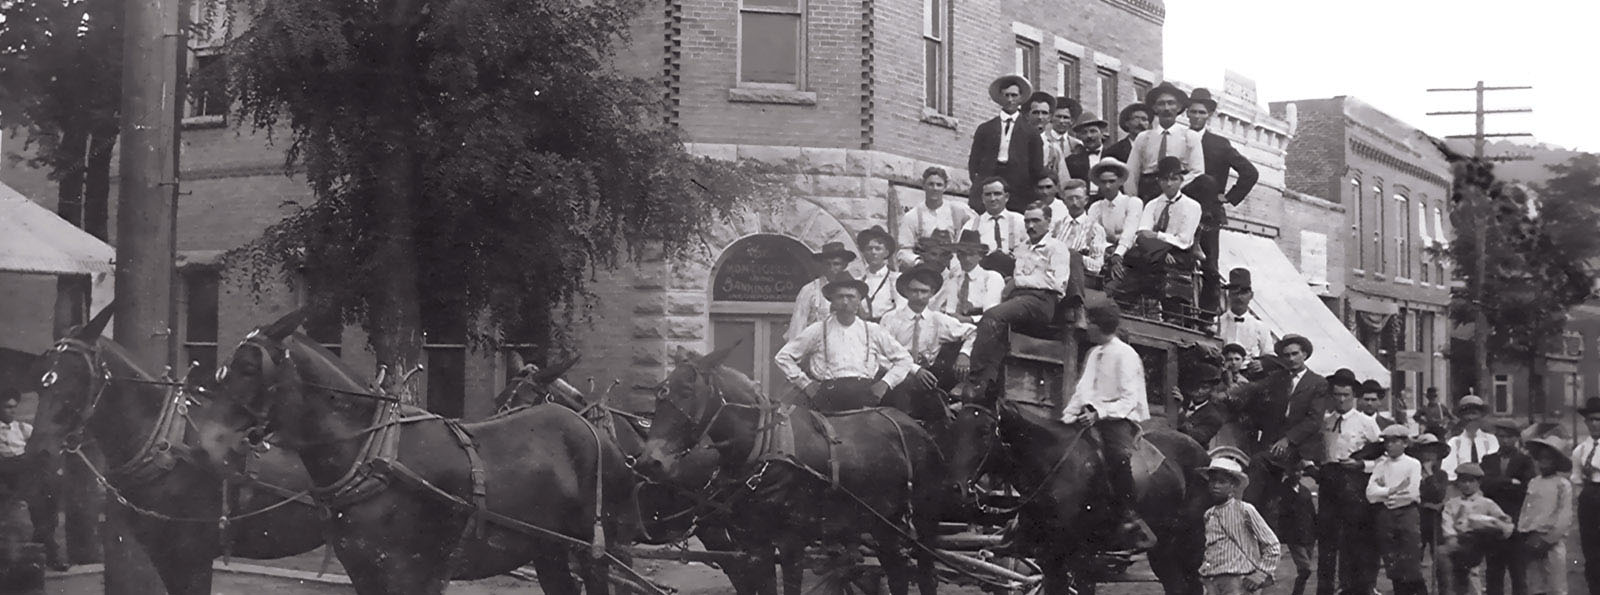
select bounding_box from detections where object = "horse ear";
[74,301,117,340]
[698,339,743,370]
[261,308,308,341]
[672,346,701,365]
[508,351,526,372]
[530,354,581,384]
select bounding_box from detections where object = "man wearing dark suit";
[1183,88,1259,318]
[968,75,1046,213]
[1224,334,1329,531]
[1062,111,1109,184]
[1175,359,1228,447]
[1479,419,1535,595]
[1102,102,1150,164]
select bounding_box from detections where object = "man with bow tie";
[1063,111,1110,184]
[1218,268,1273,359]
[968,75,1046,213]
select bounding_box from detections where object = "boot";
[1291,572,1310,595]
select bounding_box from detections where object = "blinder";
[40,337,113,451]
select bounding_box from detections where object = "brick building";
[1271,96,1454,412]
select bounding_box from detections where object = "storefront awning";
[1219,230,1390,384]
[0,181,115,275]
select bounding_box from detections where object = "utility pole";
[1426,81,1532,410]
[109,0,182,586]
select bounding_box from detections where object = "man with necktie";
[968,75,1046,213]
[1317,369,1382,595]
[963,177,1027,265]
[880,267,975,420]
[1441,395,1499,480]
[1048,179,1107,275]
[1220,334,1329,533]
[1118,156,1202,317]
[1218,268,1273,359]
[934,230,1004,323]
[1123,82,1205,199]
[1042,95,1083,176]
[1572,397,1600,595]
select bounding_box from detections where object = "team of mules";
[23,306,1218,595]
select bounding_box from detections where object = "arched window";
[1394,191,1411,279]
[1371,180,1385,274]
[1350,177,1364,270]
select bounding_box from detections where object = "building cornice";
[1099,0,1164,25]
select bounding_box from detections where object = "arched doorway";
[709,234,819,396]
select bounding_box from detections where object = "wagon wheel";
[807,557,883,595]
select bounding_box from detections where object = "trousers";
[1317,466,1380,595]
[809,377,877,412]
[1483,534,1527,595]
[1376,504,1425,584]
[1097,419,1139,517]
[969,289,1057,389]
[1579,487,1599,595]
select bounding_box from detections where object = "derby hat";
[914,229,955,255]
[1222,268,1252,292]
[1057,96,1083,120]
[1118,103,1152,132]
[855,225,896,252]
[822,276,870,300]
[1188,88,1219,112]
[1274,334,1314,357]
[1199,446,1251,487]
[1456,395,1487,414]
[1408,433,1451,459]
[1578,396,1600,416]
[813,241,858,264]
[895,265,944,297]
[1360,379,1387,395]
[1154,156,1186,179]
[1453,462,1486,479]
[1144,81,1189,108]
[988,75,1033,107]
[944,229,990,255]
[1327,368,1362,390]
[1090,157,1130,181]
[1026,91,1056,112]
[1073,111,1109,132]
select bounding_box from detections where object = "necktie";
[1154,200,1174,233]
[1585,439,1598,478]
[992,216,1003,250]
[1469,435,1479,463]
[1234,316,1245,322]
[1333,415,1344,434]
[910,314,923,361]
[1158,129,1170,159]
[1002,117,1013,136]
[957,274,972,314]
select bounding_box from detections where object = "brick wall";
[1271,97,1348,203]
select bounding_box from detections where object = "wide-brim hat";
[1089,157,1129,181]
[1144,82,1189,108]
[814,241,857,264]
[1578,396,1600,416]
[1073,111,1108,132]
[1118,103,1151,132]
[895,266,944,297]
[855,225,896,252]
[1026,91,1056,112]
[1057,96,1083,120]
[1327,368,1361,390]
[944,229,989,254]
[1188,88,1218,112]
[989,75,1032,106]
[1154,156,1185,179]
[1524,435,1573,468]
[1407,433,1450,459]
[1274,335,1314,358]
[1360,379,1386,395]
[915,229,956,255]
[1456,395,1487,414]
[822,277,870,300]
[1198,446,1251,487]
[1222,268,1252,292]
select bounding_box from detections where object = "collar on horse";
[42,338,195,486]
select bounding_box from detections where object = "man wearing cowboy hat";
[934,230,1004,323]
[774,276,915,412]
[1198,446,1283,595]
[1442,395,1499,480]
[1366,425,1429,595]
[1219,268,1273,359]
[1104,102,1151,164]
[1118,156,1202,315]
[897,166,974,268]
[1086,157,1143,281]
[1480,418,1535,595]
[1318,368,1382,595]
[1063,111,1110,183]
[1573,397,1600,595]
[879,266,974,407]
[856,225,901,322]
[910,229,957,274]
[1124,82,1205,200]
[1359,380,1401,430]
[1223,334,1328,522]
[787,241,858,340]
[1187,88,1259,315]
[968,75,1047,213]
[1044,96,1085,173]
[1516,433,1573,595]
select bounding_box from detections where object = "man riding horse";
[878,266,975,424]
[774,276,916,412]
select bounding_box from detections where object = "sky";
[1163,0,1599,152]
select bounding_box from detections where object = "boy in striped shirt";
[1199,446,1282,595]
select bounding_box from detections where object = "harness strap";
[809,412,845,489]
[105,384,192,486]
[441,419,489,540]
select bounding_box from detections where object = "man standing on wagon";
[968,75,1046,213]
[775,277,916,412]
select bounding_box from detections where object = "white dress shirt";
[1137,193,1202,251]
[1219,312,1274,358]
[897,200,974,267]
[1441,430,1501,480]
[1574,436,1600,485]
[1050,212,1106,273]
[1367,454,1423,508]
[1012,237,1073,294]
[1064,336,1150,421]
[1088,193,1144,257]
[997,112,1020,163]
[878,306,976,367]
[0,420,31,458]
[1123,122,1205,195]
[787,278,831,341]
[774,316,915,389]
[860,265,900,320]
[934,265,1004,318]
[1080,145,1105,169]
[1043,129,1082,175]
[1325,408,1382,463]
[965,210,1026,255]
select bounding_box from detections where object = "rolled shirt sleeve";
[774,322,822,388]
[871,323,916,387]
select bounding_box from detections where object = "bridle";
[952,399,1093,515]
[217,330,401,447]
[496,367,560,414]
[653,366,758,462]
[39,338,114,452]
[950,401,1005,501]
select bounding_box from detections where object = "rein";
[964,400,1093,515]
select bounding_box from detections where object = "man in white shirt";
[1442,395,1500,480]
[1574,397,1600,595]
[1086,158,1142,281]
[1048,179,1106,275]
[787,241,858,340]
[1033,174,1071,231]
[879,267,975,418]
[1028,93,1068,178]
[856,225,900,322]
[1319,369,1383,595]
[775,277,915,412]
[965,177,1026,258]
[959,203,1071,403]
[1217,268,1273,359]
[898,167,974,268]
[934,230,1004,323]
[1119,156,1202,315]
[1357,381,1400,429]
[1124,82,1205,199]
[0,390,31,458]
[1061,299,1155,551]
[1367,425,1428,595]
[1043,96,1084,177]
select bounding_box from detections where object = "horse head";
[27,304,119,460]
[492,352,584,413]
[210,309,318,447]
[945,400,1004,504]
[635,342,754,480]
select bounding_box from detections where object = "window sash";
[739,10,802,86]
[1096,68,1117,131]
[1014,39,1039,85]
[1057,54,1079,100]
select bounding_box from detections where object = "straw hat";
[1198,446,1251,487]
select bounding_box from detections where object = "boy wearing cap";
[879,267,975,404]
[857,226,900,322]
[969,75,1047,213]
[1124,82,1205,199]
[774,277,916,412]
[897,167,974,268]
[1086,157,1143,280]
[1443,396,1500,480]
[1366,425,1429,595]
[1441,463,1515,595]
[788,241,859,340]
[1198,447,1282,595]
[1479,418,1534,595]
[1574,398,1600,595]
[1517,435,1572,595]
[934,230,1004,322]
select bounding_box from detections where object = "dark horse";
[24,306,322,595]
[947,397,1209,595]
[200,310,638,595]
[635,346,946,595]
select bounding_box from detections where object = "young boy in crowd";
[1441,462,1515,595]
[1280,460,1318,595]
[1517,436,1573,595]
[1367,425,1429,595]
[1199,446,1281,595]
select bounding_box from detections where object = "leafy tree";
[1441,151,1600,415]
[220,0,782,397]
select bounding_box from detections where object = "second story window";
[1350,177,1364,270]
[1096,67,1118,134]
[1014,38,1039,86]
[187,52,228,119]
[922,0,947,112]
[1371,181,1385,274]
[1057,53,1080,100]
[1395,192,1411,279]
[740,0,804,86]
